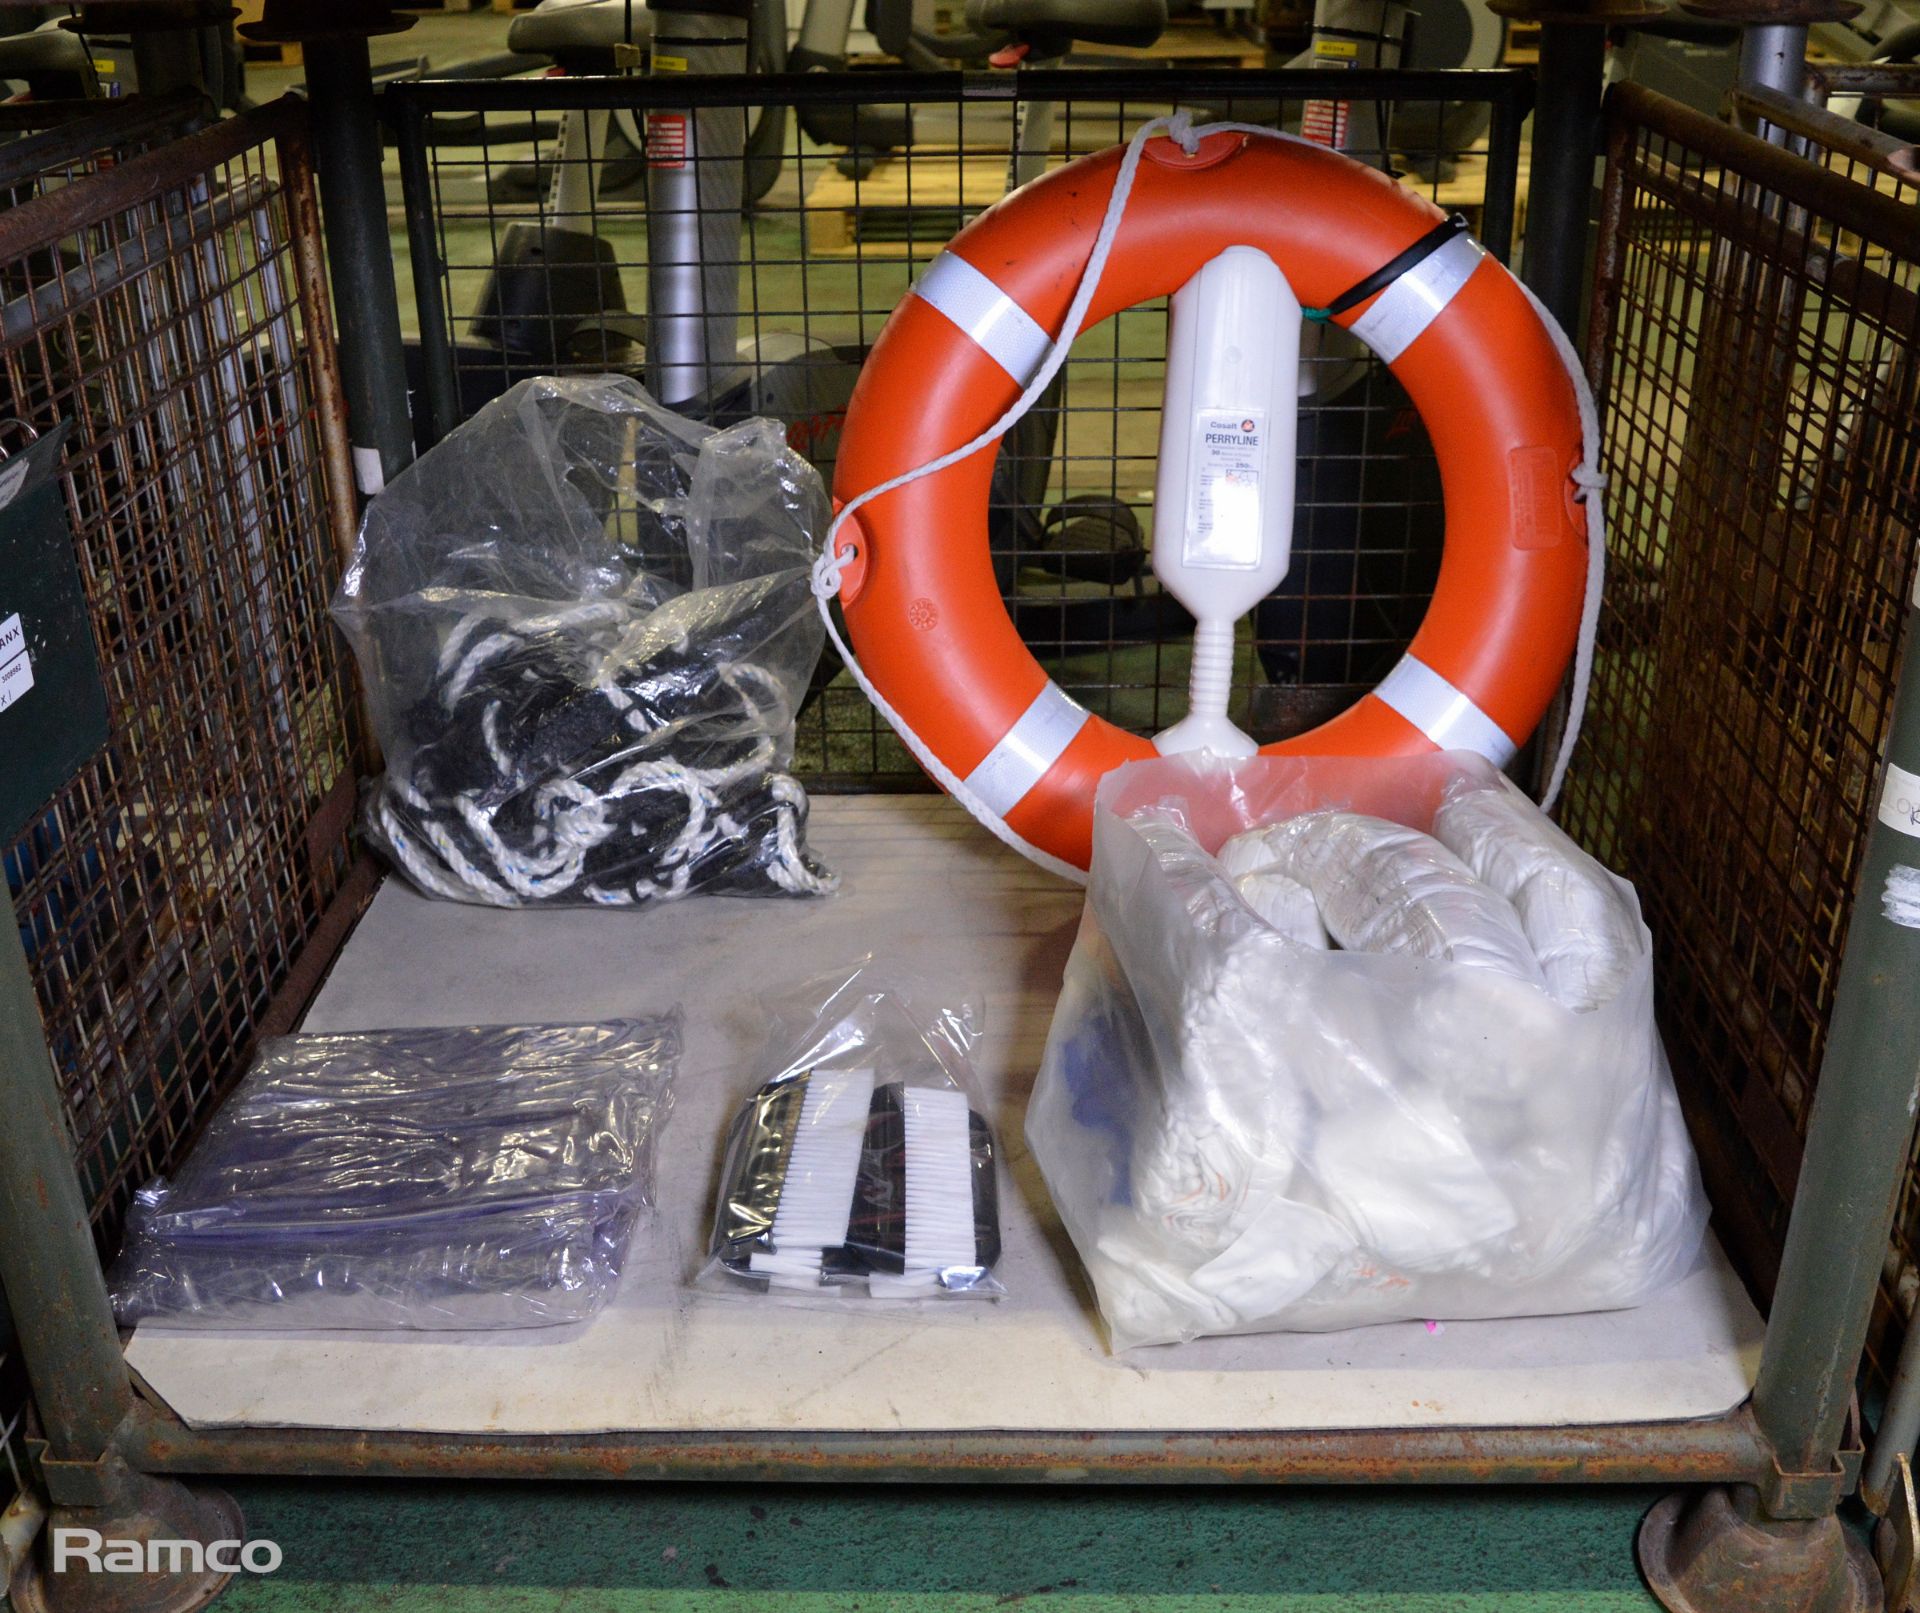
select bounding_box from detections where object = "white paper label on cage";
[353,446,384,497]
[1885,865,1920,930]
[0,613,34,715]
[1184,410,1265,570]
[1881,762,1920,840]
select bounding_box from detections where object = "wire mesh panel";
[0,1299,25,1536]
[0,87,275,1533]
[0,95,370,1494]
[389,67,1528,789]
[1567,84,1920,1388]
[0,90,211,204]
[1801,61,1920,204]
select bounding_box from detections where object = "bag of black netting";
[332,375,836,907]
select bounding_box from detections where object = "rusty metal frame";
[1731,82,1920,183]
[1571,83,1920,1565]
[1807,61,1920,100]
[0,94,379,1549]
[0,93,302,258]
[1586,80,1920,330]
[0,93,378,1005]
[117,1397,1775,1487]
[1579,75,1920,1321]
[0,91,212,193]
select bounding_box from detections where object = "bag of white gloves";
[1026,751,1709,1351]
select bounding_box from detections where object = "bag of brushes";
[701,959,1004,1298]
[331,374,836,908]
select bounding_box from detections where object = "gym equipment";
[483,0,790,202]
[404,0,875,443]
[410,0,1173,602]
[786,0,1165,177]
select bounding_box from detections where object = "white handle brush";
[747,1067,875,1289]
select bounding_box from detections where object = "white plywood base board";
[127,795,1762,1436]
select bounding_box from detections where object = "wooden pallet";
[240,38,302,68]
[803,151,1010,257]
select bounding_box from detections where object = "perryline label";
[1185,409,1266,570]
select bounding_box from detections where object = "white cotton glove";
[1216,831,1331,947]
[1129,1102,1260,1251]
[1432,780,1644,1012]
[1027,761,1710,1348]
[1252,811,1547,987]
[1130,937,1311,1253]
[1409,966,1565,1113]
[1187,1192,1356,1321]
[1092,1223,1241,1342]
[1311,1085,1519,1273]
[1255,963,1520,1278]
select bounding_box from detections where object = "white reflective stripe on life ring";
[1348,231,1488,364]
[963,681,1091,817]
[1373,654,1518,767]
[912,252,1053,385]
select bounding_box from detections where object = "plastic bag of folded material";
[1026,751,1708,1351]
[701,959,1003,1299]
[331,373,836,908]
[109,1018,679,1331]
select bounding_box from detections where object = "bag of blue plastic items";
[110,1018,678,1330]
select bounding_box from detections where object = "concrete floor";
[198,1478,1672,1611]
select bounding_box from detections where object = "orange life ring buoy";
[829,128,1591,872]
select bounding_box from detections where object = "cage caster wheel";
[1638,1485,1882,1613]
[9,1468,246,1613]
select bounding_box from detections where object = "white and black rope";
[368,582,837,908]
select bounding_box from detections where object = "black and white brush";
[713,1067,875,1289]
[866,1085,998,1296]
[714,1073,1000,1294]
[824,1083,1001,1293]
[748,1067,875,1289]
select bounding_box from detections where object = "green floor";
[137,1479,1672,1611]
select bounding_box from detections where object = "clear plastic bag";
[1026,751,1709,1350]
[109,1018,679,1331]
[331,374,836,908]
[702,960,1004,1298]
